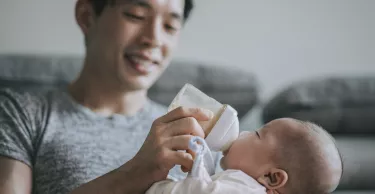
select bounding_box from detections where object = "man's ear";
[257,168,288,190]
[75,0,96,35]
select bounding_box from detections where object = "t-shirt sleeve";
[0,89,35,167]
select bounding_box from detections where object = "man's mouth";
[124,54,159,75]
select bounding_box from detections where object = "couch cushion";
[0,54,83,89]
[0,55,259,118]
[150,61,259,118]
[262,77,375,134]
[335,137,375,190]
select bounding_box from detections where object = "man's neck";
[68,69,148,116]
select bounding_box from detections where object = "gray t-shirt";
[0,88,210,194]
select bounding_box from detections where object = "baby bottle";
[168,84,239,152]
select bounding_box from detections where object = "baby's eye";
[255,131,261,139]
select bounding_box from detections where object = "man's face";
[83,0,185,90]
[220,121,281,178]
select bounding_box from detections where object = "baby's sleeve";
[145,179,177,194]
[146,177,210,194]
[146,170,267,194]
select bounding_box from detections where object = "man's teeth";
[131,56,152,67]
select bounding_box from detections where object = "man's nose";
[140,19,163,48]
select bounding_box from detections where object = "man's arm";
[0,157,32,194]
[0,155,151,194]
[0,107,212,194]
[0,155,148,194]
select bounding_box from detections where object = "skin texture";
[0,157,32,194]
[220,118,343,194]
[0,1,209,194]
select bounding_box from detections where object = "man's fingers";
[181,165,190,173]
[166,136,197,173]
[168,150,194,172]
[166,117,205,138]
[186,149,196,160]
[165,135,204,154]
[158,107,213,123]
[180,149,196,173]
[166,135,194,151]
[178,150,194,173]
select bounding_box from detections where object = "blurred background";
[0,1,374,193]
[1,0,374,101]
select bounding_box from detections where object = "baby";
[146,118,343,194]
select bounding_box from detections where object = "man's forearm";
[69,159,155,194]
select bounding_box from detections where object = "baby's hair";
[275,119,343,194]
[301,121,344,185]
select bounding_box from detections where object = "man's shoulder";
[0,88,47,108]
[0,88,57,107]
[0,88,66,119]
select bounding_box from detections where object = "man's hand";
[70,107,213,194]
[122,107,213,186]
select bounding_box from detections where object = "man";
[0,0,216,194]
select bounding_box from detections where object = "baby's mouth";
[223,149,229,156]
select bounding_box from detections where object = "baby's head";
[220,118,343,194]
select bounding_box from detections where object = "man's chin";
[119,70,161,91]
[118,76,155,91]
[122,82,150,91]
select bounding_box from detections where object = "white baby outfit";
[146,137,267,194]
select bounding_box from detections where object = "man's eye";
[165,25,176,31]
[165,24,180,34]
[124,13,145,20]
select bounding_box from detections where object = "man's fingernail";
[187,153,193,160]
[205,109,214,119]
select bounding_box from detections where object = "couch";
[260,77,375,194]
[0,54,373,194]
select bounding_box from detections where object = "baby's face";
[220,121,283,178]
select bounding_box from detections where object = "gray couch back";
[0,54,259,118]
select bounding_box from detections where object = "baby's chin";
[220,157,228,170]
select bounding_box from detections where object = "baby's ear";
[257,168,288,191]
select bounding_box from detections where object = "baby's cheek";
[220,157,226,169]
[222,155,237,170]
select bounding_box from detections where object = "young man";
[0,0,214,194]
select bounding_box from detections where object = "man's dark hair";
[89,0,194,21]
